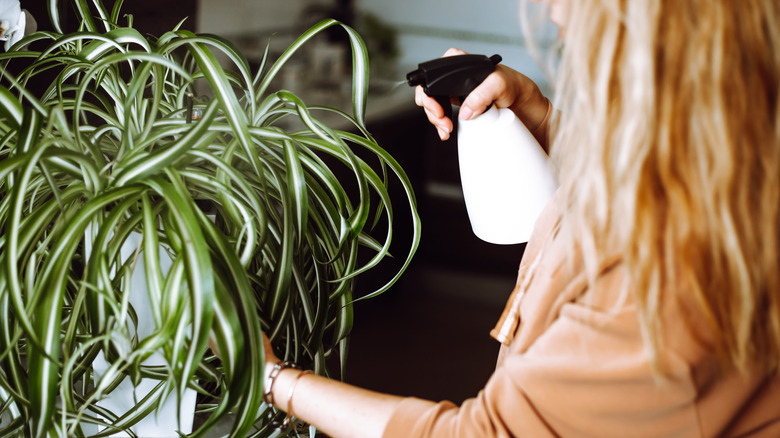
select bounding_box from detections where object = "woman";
[258,0,780,436]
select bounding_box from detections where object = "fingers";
[412,47,548,140]
[262,332,281,368]
[417,48,470,140]
[208,335,220,357]
[415,85,454,140]
[443,47,468,57]
[458,64,548,131]
[459,66,513,121]
[414,85,442,116]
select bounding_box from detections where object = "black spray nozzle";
[407,54,502,122]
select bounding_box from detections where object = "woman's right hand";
[414,48,550,141]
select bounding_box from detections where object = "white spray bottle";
[407,54,558,244]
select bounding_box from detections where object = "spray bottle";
[407,53,558,244]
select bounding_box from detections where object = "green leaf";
[256,19,371,126]
[145,172,215,393]
[0,3,421,436]
[112,101,219,186]
[28,185,142,438]
[283,138,309,246]
[0,86,23,128]
[47,0,63,33]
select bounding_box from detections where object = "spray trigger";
[406,54,502,122]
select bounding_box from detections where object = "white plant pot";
[85,228,197,437]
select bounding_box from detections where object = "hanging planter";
[0,1,421,437]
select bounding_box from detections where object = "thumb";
[459,86,494,121]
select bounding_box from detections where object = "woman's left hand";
[210,328,402,438]
[261,332,280,382]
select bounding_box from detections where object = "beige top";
[383,191,780,437]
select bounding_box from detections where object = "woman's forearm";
[269,367,404,438]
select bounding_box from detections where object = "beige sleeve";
[382,269,699,438]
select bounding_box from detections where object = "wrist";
[263,360,299,406]
[531,97,553,135]
[509,89,549,131]
[282,369,313,428]
[263,360,315,430]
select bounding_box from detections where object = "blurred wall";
[195,0,559,93]
[196,1,303,36]
[355,0,559,94]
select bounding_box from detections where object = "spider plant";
[0,1,420,437]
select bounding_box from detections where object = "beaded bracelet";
[263,360,299,405]
[282,369,313,429]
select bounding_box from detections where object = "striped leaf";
[0,4,421,437]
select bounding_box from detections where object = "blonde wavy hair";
[547,0,780,370]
